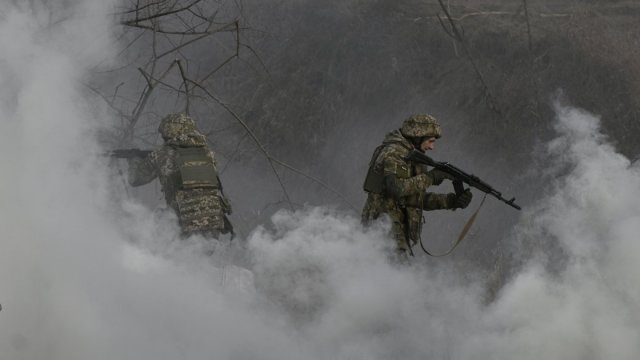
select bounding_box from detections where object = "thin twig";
[523,0,533,52]
[189,81,294,210]
[131,60,178,127]
[200,54,237,83]
[177,59,190,114]
[115,0,165,15]
[269,157,358,211]
[414,11,570,22]
[189,78,356,211]
[121,0,203,26]
[84,84,131,121]
[437,0,501,114]
[522,0,543,122]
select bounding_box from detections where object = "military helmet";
[158,113,197,140]
[400,114,441,138]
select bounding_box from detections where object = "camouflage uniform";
[128,113,232,237]
[362,114,467,257]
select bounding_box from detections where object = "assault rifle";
[105,149,152,159]
[405,149,521,210]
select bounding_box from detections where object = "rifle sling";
[401,207,415,257]
[419,193,487,257]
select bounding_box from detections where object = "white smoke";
[2,1,640,360]
[465,104,640,360]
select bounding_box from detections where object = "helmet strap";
[411,136,425,149]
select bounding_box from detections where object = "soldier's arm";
[401,192,457,210]
[421,192,455,210]
[127,151,160,187]
[382,153,434,200]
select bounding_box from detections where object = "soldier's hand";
[427,169,451,186]
[447,189,473,209]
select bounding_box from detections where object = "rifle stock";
[105,149,152,159]
[405,149,521,210]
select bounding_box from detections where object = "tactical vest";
[363,141,410,194]
[362,141,427,250]
[176,147,219,189]
[363,145,386,194]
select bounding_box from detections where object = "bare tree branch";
[131,60,178,128]
[85,84,131,123]
[121,0,204,26]
[176,59,190,113]
[269,157,358,211]
[116,0,165,15]
[437,0,501,114]
[104,0,331,213]
[413,11,570,22]
[523,0,533,52]
[189,81,294,210]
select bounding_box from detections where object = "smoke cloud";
[1,1,640,360]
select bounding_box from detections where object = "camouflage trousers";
[362,193,419,254]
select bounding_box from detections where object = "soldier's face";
[420,137,437,151]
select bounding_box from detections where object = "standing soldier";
[127,113,233,238]
[362,114,472,260]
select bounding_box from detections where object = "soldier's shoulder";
[146,145,177,165]
[380,142,411,159]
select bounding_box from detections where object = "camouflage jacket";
[128,133,231,236]
[361,129,453,252]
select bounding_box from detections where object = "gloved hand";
[447,189,473,209]
[426,169,451,186]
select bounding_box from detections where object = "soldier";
[127,113,233,238]
[362,114,472,260]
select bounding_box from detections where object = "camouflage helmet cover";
[400,114,441,138]
[158,113,197,140]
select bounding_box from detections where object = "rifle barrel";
[105,148,152,159]
[405,149,521,211]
